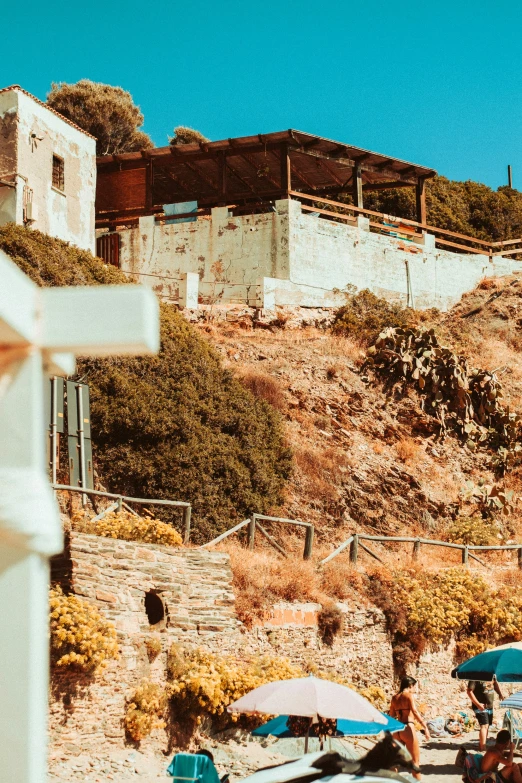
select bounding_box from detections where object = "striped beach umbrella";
[501,691,522,710]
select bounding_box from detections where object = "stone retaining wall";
[49,533,463,760]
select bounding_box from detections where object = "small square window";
[52,155,64,191]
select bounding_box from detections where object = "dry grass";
[477,277,502,290]
[293,445,351,503]
[237,369,286,412]
[224,543,323,626]
[395,437,420,464]
[320,559,367,601]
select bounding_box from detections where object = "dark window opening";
[52,155,65,191]
[145,591,165,626]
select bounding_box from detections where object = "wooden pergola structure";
[96,129,436,228]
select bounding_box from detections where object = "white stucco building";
[0,85,96,252]
[96,130,522,312]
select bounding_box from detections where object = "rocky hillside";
[194,276,522,563]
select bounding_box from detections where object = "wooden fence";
[201,513,315,560]
[53,484,522,570]
[53,484,192,544]
[291,191,522,260]
[319,533,522,570]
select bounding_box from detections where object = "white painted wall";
[119,201,291,306]
[114,199,520,312]
[0,88,96,252]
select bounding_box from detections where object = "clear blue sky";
[5,0,522,189]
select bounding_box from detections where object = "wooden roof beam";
[363,180,417,191]
[225,158,264,200]
[183,160,219,193]
[292,148,419,183]
[162,169,194,198]
[238,152,281,190]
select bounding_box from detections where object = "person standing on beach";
[467,678,505,751]
[389,676,430,781]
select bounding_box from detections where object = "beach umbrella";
[451,642,522,682]
[500,691,522,710]
[228,676,387,723]
[252,713,404,738]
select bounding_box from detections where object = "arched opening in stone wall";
[145,591,165,626]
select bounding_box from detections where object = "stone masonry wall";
[49,533,463,759]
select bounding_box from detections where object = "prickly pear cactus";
[365,327,522,471]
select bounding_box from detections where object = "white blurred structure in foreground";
[0,249,159,783]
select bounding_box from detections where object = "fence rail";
[201,513,314,560]
[290,191,522,260]
[319,532,522,570]
[53,483,522,569]
[53,484,192,544]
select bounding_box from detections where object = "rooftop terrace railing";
[95,192,522,262]
[290,191,522,260]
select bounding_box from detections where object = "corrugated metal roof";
[0,85,97,140]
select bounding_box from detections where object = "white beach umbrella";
[227,676,387,724]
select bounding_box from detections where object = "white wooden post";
[0,250,159,783]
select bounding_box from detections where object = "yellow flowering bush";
[124,680,167,741]
[73,510,182,547]
[50,586,119,671]
[167,646,302,724]
[370,568,522,670]
[445,516,495,546]
[145,635,162,661]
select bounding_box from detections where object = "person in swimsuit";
[389,676,430,781]
[467,679,504,751]
[481,729,522,783]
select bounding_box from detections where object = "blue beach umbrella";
[451,642,522,683]
[252,713,404,738]
[501,691,522,710]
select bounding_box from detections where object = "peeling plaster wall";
[287,200,519,311]
[119,202,290,306]
[0,89,96,251]
[115,199,520,311]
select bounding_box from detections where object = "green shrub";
[0,225,292,543]
[0,223,127,287]
[331,289,417,344]
[83,305,291,542]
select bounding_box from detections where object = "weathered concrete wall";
[49,533,464,761]
[113,199,519,312]
[0,87,96,251]
[286,200,518,311]
[119,201,291,306]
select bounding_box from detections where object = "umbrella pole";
[305,727,309,754]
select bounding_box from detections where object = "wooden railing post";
[183,505,191,545]
[117,495,123,513]
[350,534,359,564]
[462,546,469,566]
[518,547,522,571]
[248,516,256,550]
[413,539,421,560]
[303,525,314,560]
